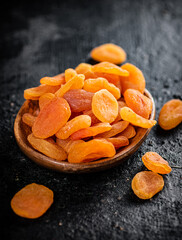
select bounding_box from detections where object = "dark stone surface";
[0,0,181,239]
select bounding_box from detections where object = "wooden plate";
[14,89,155,173]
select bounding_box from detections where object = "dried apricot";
[70,122,112,140]
[158,99,182,130]
[39,93,55,111]
[124,89,152,119]
[68,138,116,163]
[83,77,121,99]
[65,68,77,82]
[92,89,118,123]
[22,113,36,127]
[40,73,65,86]
[131,171,164,199]
[28,133,67,160]
[90,43,126,64]
[32,97,71,138]
[96,121,129,138]
[120,124,136,139]
[120,107,156,128]
[104,136,129,149]
[120,63,146,94]
[24,84,60,100]
[75,63,97,79]
[11,183,53,219]
[56,115,91,139]
[56,138,84,153]
[55,74,85,97]
[63,89,94,112]
[92,62,129,77]
[94,72,120,85]
[83,110,101,125]
[142,152,172,174]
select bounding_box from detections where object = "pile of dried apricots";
[22,44,158,164]
[11,43,182,219]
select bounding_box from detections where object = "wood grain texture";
[0,0,181,240]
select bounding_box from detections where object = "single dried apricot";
[92,89,118,123]
[56,115,91,139]
[83,77,121,99]
[68,138,116,163]
[83,110,101,125]
[142,152,172,174]
[32,97,71,138]
[119,124,136,139]
[24,84,60,100]
[96,121,129,138]
[11,183,53,219]
[22,113,36,127]
[65,68,77,82]
[158,99,182,130]
[131,171,164,199]
[90,43,126,64]
[104,136,129,149]
[63,89,94,112]
[120,107,156,128]
[55,74,85,97]
[120,63,146,94]
[124,89,153,119]
[39,93,55,111]
[28,133,67,160]
[70,122,112,140]
[40,73,65,86]
[75,63,97,79]
[92,62,129,77]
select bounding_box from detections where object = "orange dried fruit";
[28,133,67,160]
[158,99,182,130]
[124,89,153,119]
[92,62,129,77]
[56,115,91,139]
[92,89,118,123]
[131,171,164,199]
[22,113,36,127]
[75,63,97,79]
[70,122,112,140]
[104,136,129,149]
[56,138,84,153]
[55,74,85,97]
[24,84,60,100]
[32,97,71,138]
[68,138,116,163]
[83,77,121,99]
[63,89,94,112]
[65,68,77,82]
[94,72,120,85]
[39,93,55,111]
[120,124,136,139]
[90,43,126,64]
[120,107,156,128]
[142,152,172,174]
[83,110,101,125]
[11,183,53,219]
[120,63,146,94]
[96,120,129,138]
[40,73,65,86]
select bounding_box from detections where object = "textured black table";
[0,0,182,239]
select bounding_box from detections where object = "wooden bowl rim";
[14,89,155,173]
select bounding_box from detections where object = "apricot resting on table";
[11,183,53,219]
[158,99,182,130]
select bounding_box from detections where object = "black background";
[0,0,182,239]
